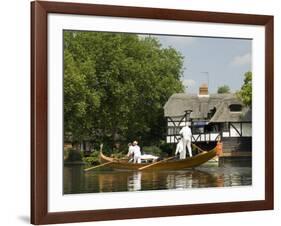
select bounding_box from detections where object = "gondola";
[98,147,217,171]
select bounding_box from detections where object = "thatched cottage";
[164,84,252,154]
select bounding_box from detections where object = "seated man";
[175,138,186,159]
[127,143,134,162]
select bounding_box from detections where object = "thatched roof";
[164,93,251,122]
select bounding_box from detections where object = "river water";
[64,162,252,194]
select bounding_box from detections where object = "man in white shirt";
[132,141,142,163]
[175,138,185,159]
[127,143,134,162]
[179,123,192,158]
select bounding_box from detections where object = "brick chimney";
[199,83,208,96]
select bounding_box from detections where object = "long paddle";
[84,161,113,172]
[138,156,176,171]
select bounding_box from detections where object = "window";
[167,127,181,135]
[219,122,229,132]
[229,104,242,112]
[192,126,204,134]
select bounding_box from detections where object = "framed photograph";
[31,1,274,224]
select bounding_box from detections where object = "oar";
[138,156,176,171]
[84,162,113,172]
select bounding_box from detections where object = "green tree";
[217,85,230,94]
[64,31,184,149]
[237,71,252,106]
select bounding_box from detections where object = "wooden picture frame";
[31,1,274,224]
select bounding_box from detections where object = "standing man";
[132,141,141,163]
[179,122,193,158]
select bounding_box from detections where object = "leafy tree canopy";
[217,85,230,94]
[237,71,252,106]
[64,31,184,149]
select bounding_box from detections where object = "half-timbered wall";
[223,122,252,137]
[166,116,252,143]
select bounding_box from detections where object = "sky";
[150,35,252,94]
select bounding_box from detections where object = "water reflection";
[128,171,142,191]
[166,172,193,189]
[64,164,252,194]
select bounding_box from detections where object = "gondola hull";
[99,149,217,171]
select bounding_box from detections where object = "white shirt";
[179,126,192,140]
[175,140,184,155]
[127,146,134,156]
[133,145,141,157]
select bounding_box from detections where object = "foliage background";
[64,31,184,152]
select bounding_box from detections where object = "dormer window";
[229,104,242,112]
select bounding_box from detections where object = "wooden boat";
[99,148,217,171]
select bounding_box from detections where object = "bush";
[110,152,124,159]
[100,143,113,156]
[142,146,162,157]
[159,143,174,156]
[82,151,100,166]
[65,149,83,162]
